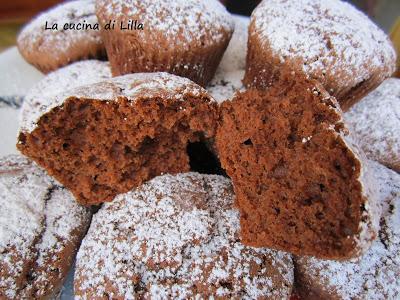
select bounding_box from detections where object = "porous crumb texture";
[244,0,396,111]
[216,70,377,259]
[74,172,294,299]
[294,161,400,300]
[20,60,111,132]
[95,0,234,86]
[0,155,91,299]
[17,0,106,73]
[345,78,400,173]
[17,73,219,205]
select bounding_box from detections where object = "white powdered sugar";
[75,173,294,299]
[0,155,91,298]
[20,60,111,133]
[217,15,250,73]
[0,155,50,298]
[295,161,400,299]
[345,78,400,172]
[251,0,396,92]
[97,0,234,46]
[207,70,245,103]
[20,72,212,133]
[17,0,102,53]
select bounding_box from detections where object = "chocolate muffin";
[20,60,111,132]
[95,0,234,86]
[17,0,106,74]
[345,78,400,172]
[216,68,378,259]
[244,0,396,111]
[17,72,219,205]
[294,161,400,299]
[74,172,294,299]
[0,155,91,299]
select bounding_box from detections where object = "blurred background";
[0,0,398,74]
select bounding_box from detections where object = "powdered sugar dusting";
[97,0,233,47]
[0,155,91,298]
[21,72,213,134]
[295,161,400,299]
[75,173,294,299]
[217,15,250,73]
[251,0,396,93]
[20,60,111,133]
[207,70,245,103]
[17,0,103,67]
[345,78,400,172]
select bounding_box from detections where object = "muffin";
[0,155,91,299]
[17,0,106,73]
[345,78,400,172]
[244,0,396,111]
[74,172,294,299]
[216,67,378,259]
[95,0,234,86]
[294,161,400,299]
[20,60,111,131]
[17,72,219,205]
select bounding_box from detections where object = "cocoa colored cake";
[345,78,400,172]
[244,0,396,111]
[20,60,111,132]
[0,155,91,299]
[294,161,400,299]
[17,0,106,73]
[216,68,378,259]
[95,0,234,86]
[74,172,294,299]
[17,72,219,205]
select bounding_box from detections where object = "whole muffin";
[0,155,91,299]
[17,72,219,205]
[74,172,294,299]
[216,67,378,259]
[95,0,234,86]
[17,0,106,73]
[244,0,396,111]
[294,161,400,300]
[345,78,400,172]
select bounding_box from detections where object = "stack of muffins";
[1,0,399,299]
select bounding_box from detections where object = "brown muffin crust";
[216,68,378,259]
[17,0,106,74]
[74,173,294,299]
[0,155,91,299]
[244,0,396,111]
[17,73,219,205]
[95,0,234,86]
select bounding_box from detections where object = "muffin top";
[0,155,91,299]
[20,72,212,133]
[17,0,103,63]
[250,0,396,93]
[345,78,400,171]
[20,60,111,133]
[75,172,294,299]
[96,0,234,47]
